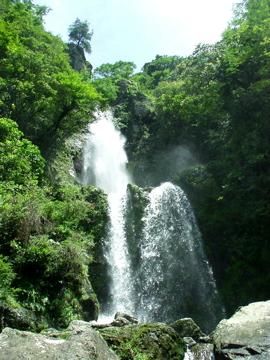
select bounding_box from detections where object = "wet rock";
[213,300,270,359]
[199,335,212,343]
[125,183,150,268]
[114,312,139,324]
[183,336,197,346]
[111,317,130,327]
[0,320,119,360]
[170,318,206,341]
[91,313,138,329]
[185,343,215,360]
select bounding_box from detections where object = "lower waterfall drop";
[136,182,224,331]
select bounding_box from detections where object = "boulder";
[212,300,270,359]
[99,322,186,360]
[0,320,119,360]
[170,318,206,341]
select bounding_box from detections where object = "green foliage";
[0,118,45,185]
[0,1,100,151]
[92,77,119,104]
[0,256,15,290]
[94,61,136,80]
[0,0,109,330]
[12,234,90,326]
[0,184,45,252]
[0,119,108,327]
[93,61,136,104]
[68,18,93,54]
[142,55,183,87]
[0,180,108,327]
[0,255,16,304]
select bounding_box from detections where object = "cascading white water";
[80,110,223,330]
[81,110,134,318]
[136,182,224,331]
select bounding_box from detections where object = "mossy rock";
[46,131,86,186]
[0,301,46,333]
[80,285,100,321]
[125,184,150,267]
[99,323,186,360]
[170,318,205,341]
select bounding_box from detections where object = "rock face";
[213,301,270,359]
[0,320,119,360]
[67,43,93,73]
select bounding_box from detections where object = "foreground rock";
[0,320,118,360]
[99,322,186,360]
[213,300,270,359]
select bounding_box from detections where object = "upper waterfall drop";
[81,110,131,193]
[81,110,135,318]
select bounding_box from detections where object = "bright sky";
[34,0,239,71]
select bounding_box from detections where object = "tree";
[68,18,93,54]
[94,61,136,80]
[93,61,136,103]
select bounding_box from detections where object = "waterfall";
[81,110,135,318]
[81,110,223,330]
[136,182,224,331]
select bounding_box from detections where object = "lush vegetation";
[0,0,99,153]
[96,0,270,313]
[0,0,108,329]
